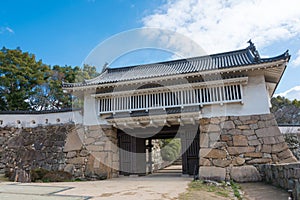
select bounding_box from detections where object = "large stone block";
[279,157,298,164]
[221,121,235,130]
[208,132,220,142]
[220,134,231,141]
[200,124,220,132]
[277,149,294,160]
[200,149,227,159]
[260,114,274,121]
[212,159,231,167]
[271,142,288,153]
[262,137,277,145]
[66,157,85,165]
[237,125,250,130]
[232,157,245,166]
[248,139,261,146]
[255,126,281,138]
[66,151,77,158]
[227,129,242,135]
[230,166,262,182]
[200,158,211,166]
[246,158,272,164]
[86,145,104,152]
[261,144,272,153]
[199,166,226,181]
[64,164,75,173]
[232,135,248,146]
[239,116,251,122]
[244,152,262,158]
[242,129,255,136]
[200,133,209,148]
[64,131,83,152]
[227,146,255,155]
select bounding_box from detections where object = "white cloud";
[291,49,300,67]
[275,86,300,100]
[5,27,14,33]
[0,26,14,34]
[142,0,300,54]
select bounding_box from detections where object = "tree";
[0,47,100,111]
[0,47,50,111]
[271,96,300,124]
[29,64,99,110]
[160,138,181,162]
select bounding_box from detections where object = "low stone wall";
[199,113,298,182]
[0,124,119,181]
[256,163,300,199]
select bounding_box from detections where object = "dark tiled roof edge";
[0,108,81,115]
[62,43,290,88]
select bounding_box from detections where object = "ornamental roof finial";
[247,39,260,62]
[101,62,109,73]
[247,39,254,47]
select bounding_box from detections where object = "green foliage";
[271,96,300,112]
[160,138,181,161]
[42,171,73,182]
[31,168,49,182]
[271,96,300,124]
[0,47,100,111]
[0,47,50,110]
[30,168,72,182]
[230,180,242,200]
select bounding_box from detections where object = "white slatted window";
[99,84,243,113]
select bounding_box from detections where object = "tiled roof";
[62,42,290,88]
[0,108,80,115]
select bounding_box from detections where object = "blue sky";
[1,0,300,99]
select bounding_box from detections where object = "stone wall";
[64,125,118,179]
[256,163,300,199]
[0,124,118,181]
[0,124,73,181]
[199,113,298,182]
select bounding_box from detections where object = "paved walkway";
[0,166,191,200]
[0,166,291,200]
[240,182,290,200]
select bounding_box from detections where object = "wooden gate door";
[118,133,132,175]
[181,129,200,175]
[118,131,146,175]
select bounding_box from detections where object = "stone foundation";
[199,113,298,182]
[0,124,73,181]
[64,125,119,179]
[0,124,119,181]
[1,112,298,183]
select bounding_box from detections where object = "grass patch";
[230,180,242,200]
[179,180,244,200]
[179,180,231,200]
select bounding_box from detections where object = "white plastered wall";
[0,110,83,128]
[83,90,107,125]
[201,74,270,118]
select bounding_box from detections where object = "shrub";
[160,138,181,162]
[31,168,49,182]
[42,171,73,182]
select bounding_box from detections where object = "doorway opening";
[117,125,199,176]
